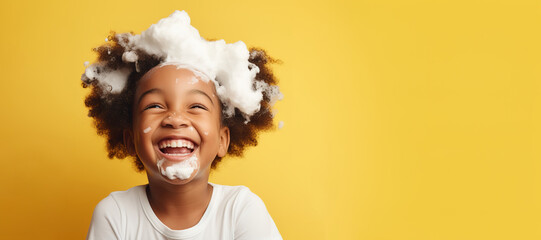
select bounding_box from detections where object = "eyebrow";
[189,89,214,105]
[137,88,163,105]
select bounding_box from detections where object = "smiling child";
[83,11,282,240]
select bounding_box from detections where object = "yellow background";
[1,0,540,239]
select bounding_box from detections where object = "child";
[82,10,283,240]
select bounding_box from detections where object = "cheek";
[190,115,217,137]
[190,117,221,148]
[135,113,158,133]
[132,114,159,153]
[143,126,152,134]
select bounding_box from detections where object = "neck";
[146,176,213,215]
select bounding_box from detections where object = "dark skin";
[145,176,212,229]
[84,40,277,171]
[124,65,230,229]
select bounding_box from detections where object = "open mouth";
[158,139,197,156]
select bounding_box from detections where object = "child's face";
[129,65,229,185]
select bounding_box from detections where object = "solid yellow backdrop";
[1,0,540,239]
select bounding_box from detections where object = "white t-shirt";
[86,183,282,240]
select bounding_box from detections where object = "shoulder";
[210,183,282,240]
[212,183,251,200]
[95,185,146,218]
[108,185,146,208]
[211,183,265,213]
[94,185,144,215]
[86,185,147,240]
[92,193,120,218]
[211,183,263,202]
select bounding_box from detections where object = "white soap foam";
[122,51,138,62]
[157,155,198,180]
[189,76,199,84]
[278,121,284,129]
[143,126,151,133]
[82,10,282,120]
[159,62,212,84]
[84,65,130,93]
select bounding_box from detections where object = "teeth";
[158,139,195,149]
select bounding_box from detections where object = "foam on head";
[82,10,282,121]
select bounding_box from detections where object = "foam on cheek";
[143,127,151,133]
[156,155,199,180]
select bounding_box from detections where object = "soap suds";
[278,121,284,129]
[84,64,130,94]
[189,76,199,84]
[159,62,212,83]
[143,127,151,133]
[157,155,199,180]
[122,51,138,62]
[82,10,282,121]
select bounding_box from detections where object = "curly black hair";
[82,33,280,171]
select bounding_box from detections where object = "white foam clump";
[157,155,198,180]
[82,10,282,120]
[84,66,131,93]
[143,126,151,133]
[122,51,138,62]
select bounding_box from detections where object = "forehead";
[136,65,216,96]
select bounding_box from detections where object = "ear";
[217,126,230,158]
[123,129,136,156]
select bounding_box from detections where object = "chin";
[162,168,200,185]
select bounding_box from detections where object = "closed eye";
[143,104,164,111]
[190,104,208,110]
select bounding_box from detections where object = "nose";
[161,112,190,128]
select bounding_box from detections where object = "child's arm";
[86,196,122,240]
[234,189,282,240]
